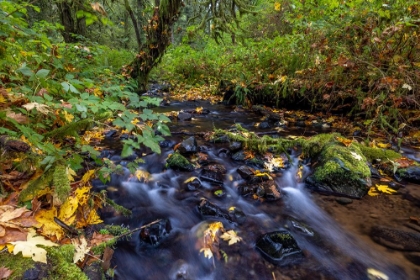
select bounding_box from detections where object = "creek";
[92,100,419,280]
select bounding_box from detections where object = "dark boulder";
[370,226,420,251]
[256,230,303,265]
[305,143,371,198]
[197,199,232,222]
[229,141,242,152]
[237,165,255,180]
[183,177,202,191]
[178,112,192,121]
[178,136,198,154]
[166,151,195,171]
[199,164,226,184]
[397,166,420,184]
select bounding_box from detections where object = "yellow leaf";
[0,95,6,103]
[336,136,353,147]
[86,209,103,225]
[81,170,95,184]
[200,247,213,259]
[0,244,4,250]
[72,236,90,263]
[220,230,242,245]
[135,169,150,182]
[66,166,77,182]
[11,229,58,263]
[207,222,224,235]
[376,184,397,195]
[35,208,64,240]
[184,176,199,184]
[7,243,14,253]
[368,186,379,196]
[58,196,79,225]
[376,142,391,149]
[274,2,281,11]
[63,111,74,123]
[75,186,90,206]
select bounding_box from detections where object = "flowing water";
[93,100,417,280]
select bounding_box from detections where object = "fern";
[44,119,92,140]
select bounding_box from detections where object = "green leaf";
[61,82,70,92]
[121,144,134,158]
[35,69,50,79]
[18,64,34,77]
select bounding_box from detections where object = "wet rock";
[104,129,118,138]
[232,150,246,161]
[178,112,192,121]
[197,199,232,222]
[305,143,371,198]
[246,157,266,169]
[256,230,303,265]
[258,122,271,129]
[199,164,226,184]
[287,218,314,236]
[212,135,230,143]
[23,263,48,280]
[178,136,198,154]
[166,152,195,171]
[237,165,255,180]
[370,226,420,251]
[140,219,172,246]
[169,260,192,280]
[159,140,175,148]
[184,177,202,191]
[369,164,381,179]
[229,207,246,224]
[217,148,230,157]
[83,262,102,280]
[396,166,420,184]
[335,197,353,205]
[213,188,226,198]
[229,141,242,152]
[239,180,281,201]
[249,173,273,184]
[404,252,420,266]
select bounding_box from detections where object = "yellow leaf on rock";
[35,208,64,240]
[81,170,95,184]
[200,247,213,259]
[86,209,103,225]
[220,230,242,245]
[58,196,78,225]
[66,166,77,182]
[11,229,58,263]
[75,186,90,206]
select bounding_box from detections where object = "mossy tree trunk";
[127,0,183,92]
[57,0,87,43]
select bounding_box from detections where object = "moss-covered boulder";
[165,151,195,171]
[396,166,420,184]
[305,143,371,198]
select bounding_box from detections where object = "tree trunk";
[57,0,87,43]
[127,0,183,92]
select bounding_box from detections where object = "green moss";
[0,251,35,280]
[166,151,194,171]
[44,119,92,140]
[46,245,88,280]
[295,133,338,158]
[19,168,54,202]
[53,164,71,202]
[356,144,401,162]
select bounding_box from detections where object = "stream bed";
[92,100,420,280]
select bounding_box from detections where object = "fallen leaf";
[66,166,77,182]
[81,170,95,184]
[220,230,242,245]
[75,186,90,206]
[376,184,397,195]
[35,208,64,240]
[336,136,353,147]
[350,151,363,161]
[58,196,78,225]
[90,232,114,247]
[0,266,13,279]
[200,247,213,259]
[6,111,28,124]
[11,229,58,263]
[72,236,90,263]
[368,186,379,196]
[22,102,51,115]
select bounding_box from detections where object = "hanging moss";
[53,164,71,202]
[19,168,55,202]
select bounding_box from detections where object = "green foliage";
[0,250,35,280]
[46,245,88,280]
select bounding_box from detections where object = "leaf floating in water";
[220,230,242,245]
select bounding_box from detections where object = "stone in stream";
[197,199,232,222]
[237,165,255,180]
[229,141,242,152]
[370,226,420,251]
[183,177,202,191]
[396,166,420,184]
[178,136,198,154]
[140,219,172,246]
[305,143,371,198]
[199,164,226,184]
[166,151,195,171]
[238,180,281,201]
[256,230,303,265]
[177,112,192,121]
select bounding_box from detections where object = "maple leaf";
[22,102,51,115]
[367,186,379,196]
[72,236,90,263]
[336,136,353,147]
[11,229,58,263]
[134,169,150,182]
[0,266,13,279]
[35,208,64,240]
[220,230,242,245]
[81,170,95,184]
[350,151,363,161]
[0,206,34,236]
[66,166,77,182]
[376,184,397,195]
[58,196,78,225]
[75,186,90,206]
[200,247,213,259]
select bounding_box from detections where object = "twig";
[113,219,161,241]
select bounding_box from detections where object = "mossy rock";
[306,142,371,198]
[165,151,195,171]
[396,166,420,184]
